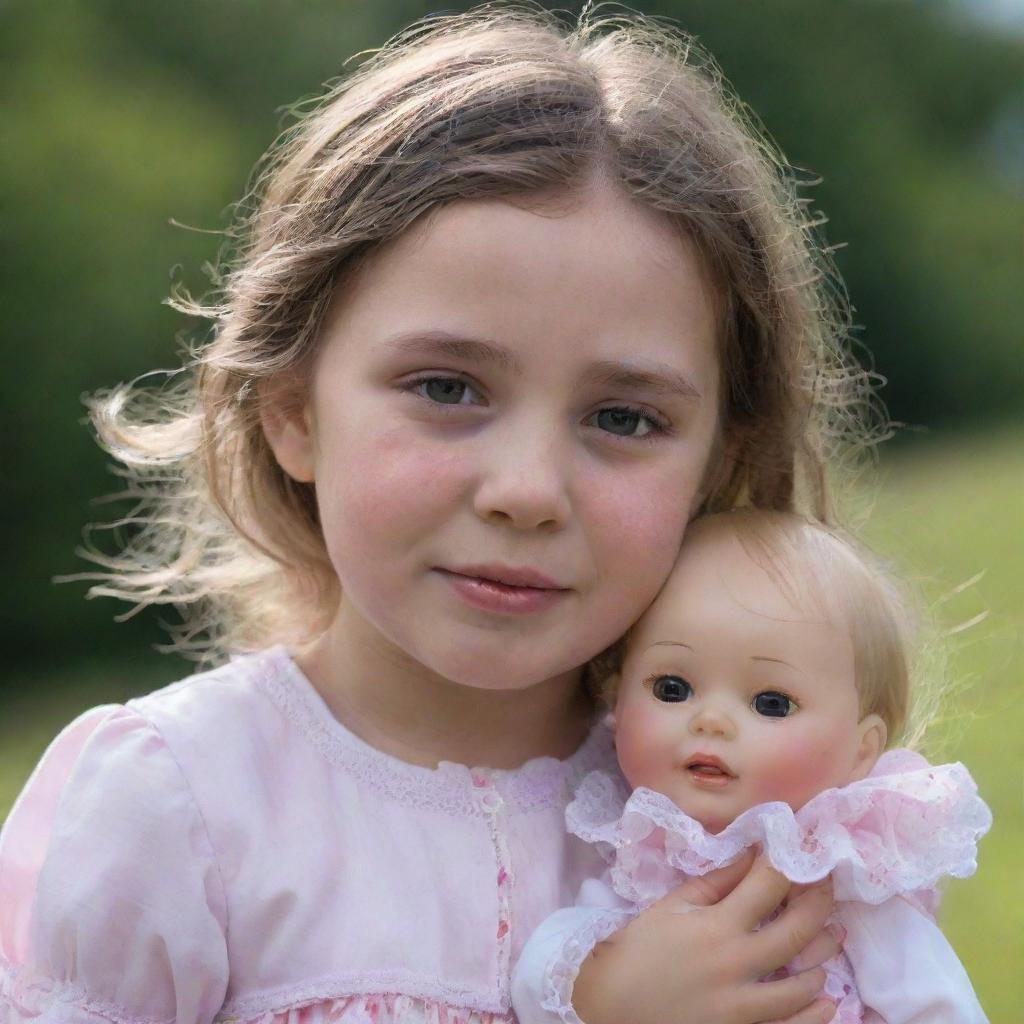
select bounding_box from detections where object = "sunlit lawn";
[858,427,1022,1024]
[2,428,1020,1020]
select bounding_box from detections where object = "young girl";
[512,510,991,1024]
[1,7,886,1024]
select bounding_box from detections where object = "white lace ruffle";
[538,910,633,1024]
[820,951,864,1024]
[566,749,991,907]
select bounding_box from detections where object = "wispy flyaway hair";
[75,3,887,661]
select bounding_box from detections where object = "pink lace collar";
[566,749,991,907]
[250,645,615,814]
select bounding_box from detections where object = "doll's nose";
[688,703,736,740]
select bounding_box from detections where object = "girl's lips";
[444,563,565,589]
[436,568,571,615]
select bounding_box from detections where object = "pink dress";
[511,750,992,1024]
[0,647,613,1024]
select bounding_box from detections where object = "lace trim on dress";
[566,749,992,906]
[538,910,633,1024]
[250,647,614,815]
[0,957,173,1024]
[217,993,515,1024]
[819,951,865,1024]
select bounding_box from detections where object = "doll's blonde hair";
[604,509,923,746]
[75,4,888,661]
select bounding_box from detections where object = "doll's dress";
[512,749,991,1024]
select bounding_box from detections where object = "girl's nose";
[688,703,737,740]
[472,426,571,531]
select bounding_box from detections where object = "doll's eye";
[651,676,692,703]
[752,691,795,718]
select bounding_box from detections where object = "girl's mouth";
[436,567,571,615]
[444,563,565,589]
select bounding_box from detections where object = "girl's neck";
[294,604,596,771]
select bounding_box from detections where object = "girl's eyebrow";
[388,330,702,402]
[585,362,702,403]
[389,330,521,373]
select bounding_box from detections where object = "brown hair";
[75,3,886,661]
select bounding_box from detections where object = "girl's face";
[614,524,884,833]
[267,179,722,692]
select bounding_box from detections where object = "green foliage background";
[3,0,1021,664]
[2,0,1021,1018]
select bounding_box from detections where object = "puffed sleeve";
[0,704,229,1024]
[839,895,988,1023]
[511,875,635,1024]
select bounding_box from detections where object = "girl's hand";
[571,851,839,1024]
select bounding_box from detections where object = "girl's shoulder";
[0,679,233,1020]
[129,642,286,723]
[0,647,326,1021]
[0,647,291,935]
[124,645,294,763]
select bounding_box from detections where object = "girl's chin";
[424,656,581,693]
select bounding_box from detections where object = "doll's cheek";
[753,743,840,807]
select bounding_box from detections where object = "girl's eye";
[590,407,665,438]
[410,376,482,406]
[651,675,693,703]
[752,691,795,718]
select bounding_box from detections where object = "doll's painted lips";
[685,754,735,785]
[437,565,571,615]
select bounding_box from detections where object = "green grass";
[857,428,1023,1023]
[2,428,1020,1019]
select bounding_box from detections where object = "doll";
[512,509,991,1024]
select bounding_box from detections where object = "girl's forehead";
[331,181,716,313]
[317,183,722,385]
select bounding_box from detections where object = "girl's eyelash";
[399,376,673,439]
[400,374,485,407]
[587,405,673,441]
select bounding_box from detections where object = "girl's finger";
[718,853,793,929]
[735,966,827,1023]
[749,881,834,975]
[787,921,845,973]
[665,848,757,909]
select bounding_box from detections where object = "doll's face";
[614,522,885,834]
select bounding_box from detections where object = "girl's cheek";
[331,421,466,508]
[584,465,692,566]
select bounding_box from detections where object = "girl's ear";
[848,713,887,783]
[259,378,316,484]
